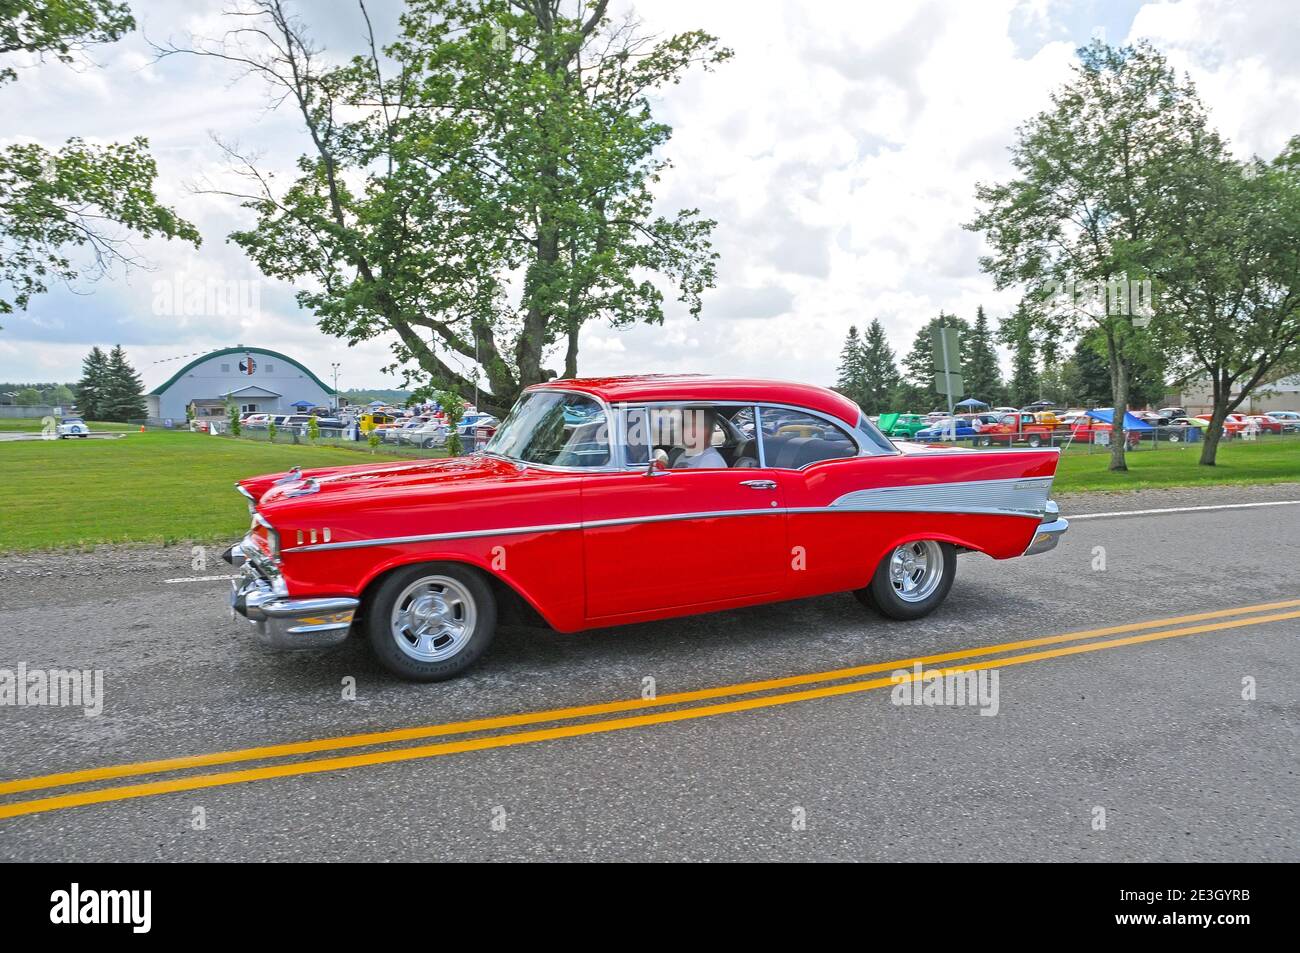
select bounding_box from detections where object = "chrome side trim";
[289,478,1051,553]
[826,476,1054,519]
[294,521,586,552]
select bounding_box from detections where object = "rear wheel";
[366,563,497,681]
[1027,434,1042,448]
[855,540,956,621]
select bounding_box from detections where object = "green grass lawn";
[0,431,409,551]
[0,418,134,432]
[1,429,1297,552]
[1053,437,1300,492]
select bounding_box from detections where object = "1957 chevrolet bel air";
[227,376,1067,681]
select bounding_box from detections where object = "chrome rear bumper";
[226,536,357,650]
[1023,501,1068,556]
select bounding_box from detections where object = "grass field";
[1,429,1297,551]
[1053,438,1300,491]
[0,431,408,551]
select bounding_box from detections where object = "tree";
[229,403,242,437]
[1153,137,1300,464]
[858,319,900,415]
[901,313,970,411]
[75,345,109,419]
[963,306,1003,405]
[999,304,1038,407]
[0,0,133,84]
[15,385,39,405]
[99,344,145,421]
[834,325,866,406]
[969,41,1214,471]
[162,0,730,416]
[0,1,198,316]
[438,389,467,456]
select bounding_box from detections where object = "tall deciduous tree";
[163,0,730,416]
[969,41,1212,471]
[1153,138,1300,464]
[0,0,199,316]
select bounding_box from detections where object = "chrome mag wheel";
[390,575,477,662]
[888,540,945,603]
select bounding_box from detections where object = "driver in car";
[675,408,728,469]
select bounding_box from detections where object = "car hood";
[244,453,544,509]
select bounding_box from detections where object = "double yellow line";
[2,599,1297,821]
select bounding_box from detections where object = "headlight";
[252,512,280,558]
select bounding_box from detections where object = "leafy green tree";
[166,0,730,416]
[75,345,109,419]
[0,0,133,85]
[99,344,145,421]
[834,325,866,406]
[858,319,900,415]
[969,41,1214,470]
[267,420,278,443]
[307,416,319,443]
[963,306,1003,405]
[0,1,199,316]
[438,389,467,456]
[999,304,1038,408]
[15,385,38,405]
[1152,138,1300,464]
[228,403,241,436]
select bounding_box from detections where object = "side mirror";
[645,448,670,476]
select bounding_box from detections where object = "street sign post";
[931,325,963,418]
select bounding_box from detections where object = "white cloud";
[2,0,1298,394]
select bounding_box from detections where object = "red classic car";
[227,376,1068,680]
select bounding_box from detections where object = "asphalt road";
[1,483,1297,861]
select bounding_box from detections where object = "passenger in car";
[674,408,729,468]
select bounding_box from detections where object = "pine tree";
[901,313,970,411]
[101,345,146,422]
[75,346,110,420]
[999,304,1039,408]
[835,325,867,406]
[858,319,900,415]
[963,306,1003,405]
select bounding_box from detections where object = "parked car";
[1264,412,1300,432]
[56,416,90,438]
[1157,406,1188,420]
[881,413,930,438]
[1246,415,1284,435]
[397,420,449,449]
[1194,413,1247,436]
[226,376,1068,680]
[913,419,979,442]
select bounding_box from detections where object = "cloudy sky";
[3,0,1298,395]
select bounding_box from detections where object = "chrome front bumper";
[1023,500,1068,556]
[225,538,358,650]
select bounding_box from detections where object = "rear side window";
[759,408,858,469]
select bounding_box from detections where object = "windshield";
[485,391,611,467]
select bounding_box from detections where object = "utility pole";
[331,363,341,412]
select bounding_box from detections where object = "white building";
[1176,371,1300,414]
[145,347,336,424]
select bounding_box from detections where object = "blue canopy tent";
[954,398,989,409]
[1085,408,1154,431]
[289,399,315,409]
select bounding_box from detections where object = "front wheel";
[855,540,956,621]
[366,563,497,681]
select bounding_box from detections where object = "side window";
[759,408,857,469]
[622,404,758,470]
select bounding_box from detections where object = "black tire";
[978,435,992,447]
[854,540,956,621]
[1027,434,1042,447]
[365,562,497,681]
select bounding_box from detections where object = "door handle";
[739,479,777,490]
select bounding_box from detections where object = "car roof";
[528,375,862,426]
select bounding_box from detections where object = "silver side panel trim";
[825,476,1054,519]
[289,477,1053,553]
